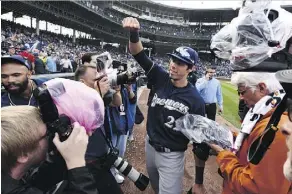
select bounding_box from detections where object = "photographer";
[1,106,97,194]
[128,83,138,142]
[122,17,206,194]
[80,52,122,107]
[108,83,137,182]
[208,72,291,193]
[75,62,123,193]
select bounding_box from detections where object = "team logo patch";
[151,94,189,115]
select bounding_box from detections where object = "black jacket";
[2,167,98,194]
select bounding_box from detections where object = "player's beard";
[3,77,29,95]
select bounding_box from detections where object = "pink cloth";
[44,78,104,133]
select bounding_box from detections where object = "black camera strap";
[100,107,115,150]
[100,126,114,150]
[248,94,288,164]
[96,81,103,98]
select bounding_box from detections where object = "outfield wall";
[216,76,231,81]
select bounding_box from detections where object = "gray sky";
[151,0,292,9]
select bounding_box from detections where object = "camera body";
[33,86,73,151]
[33,84,150,190]
[96,52,144,87]
[106,60,144,87]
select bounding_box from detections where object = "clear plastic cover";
[210,1,292,70]
[174,114,234,149]
[45,78,105,133]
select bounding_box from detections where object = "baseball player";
[122,17,207,194]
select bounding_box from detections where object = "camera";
[33,85,150,190]
[96,52,144,87]
[33,86,73,151]
[102,147,150,191]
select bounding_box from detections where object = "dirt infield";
[121,88,238,194]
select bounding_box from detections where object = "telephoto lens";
[105,148,150,191]
[114,157,150,191]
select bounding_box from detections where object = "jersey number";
[164,116,175,128]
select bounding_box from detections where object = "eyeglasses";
[287,97,292,122]
[237,90,247,96]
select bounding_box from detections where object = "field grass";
[220,81,241,128]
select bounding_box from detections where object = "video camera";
[95,52,144,87]
[33,84,149,191]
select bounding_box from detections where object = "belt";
[205,103,216,106]
[148,139,172,153]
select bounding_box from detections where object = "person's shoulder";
[153,64,167,73]
[196,77,205,83]
[185,85,204,101]
[1,92,9,107]
[149,64,168,80]
[1,91,9,99]
[185,86,205,113]
[2,91,8,97]
[214,78,221,84]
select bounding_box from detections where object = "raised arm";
[122,17,153,73]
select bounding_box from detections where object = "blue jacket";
[127,84,137,130]
[108,85,137,135]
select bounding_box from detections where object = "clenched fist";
[122,17,140,31]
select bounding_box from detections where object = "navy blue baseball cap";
[2,55,32,70]
[167,47,199,66]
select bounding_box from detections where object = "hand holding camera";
[112,85,121,92]
[126,84,132,91]
[95,75,110,97]
[53,122,89,170]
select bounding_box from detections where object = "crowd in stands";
[1,19,232,78]
[77,1,220,38]
[1,20,129,74]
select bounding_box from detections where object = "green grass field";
[220,81,241,128]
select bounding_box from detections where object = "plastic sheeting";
[45,78,105,133]
[174,114,234,149]
[210,0,292,70]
